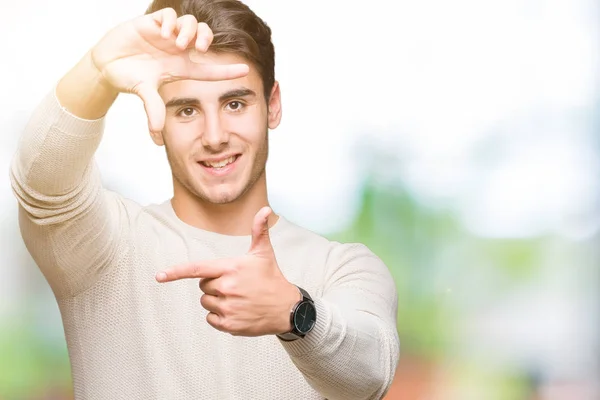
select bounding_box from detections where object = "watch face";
[294,301,316,334]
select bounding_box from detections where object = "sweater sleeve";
[9,88,126,298]
[279,243,400,400]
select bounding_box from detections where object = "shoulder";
[105,196,182,239]
[118,198,176,226]
[275,215,386,270]
[278,217,398,309]
[272,215,331,248]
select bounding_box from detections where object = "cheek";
[227,113,267,145]
[163,124,199,159]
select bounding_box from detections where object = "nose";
[200,110,229,151]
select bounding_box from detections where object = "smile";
[197,154,241,177]
[200,155,239,169]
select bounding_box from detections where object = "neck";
[170,172,278,236]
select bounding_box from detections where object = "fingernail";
[156,272,167,282]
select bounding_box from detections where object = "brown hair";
[145,0,275,100]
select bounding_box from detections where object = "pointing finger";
[156,258,231,283]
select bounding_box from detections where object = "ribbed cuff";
[278,298,332,357]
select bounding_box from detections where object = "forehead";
[159,51,264,100]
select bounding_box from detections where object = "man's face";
[156,52,281,205]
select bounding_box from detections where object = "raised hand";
[90,7,249,132]
[156,207,301,337]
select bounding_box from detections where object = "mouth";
[197,154,241,177]
[199,154,240,169]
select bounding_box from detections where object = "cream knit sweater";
[9,90,400,400]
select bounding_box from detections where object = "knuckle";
[216,282,228,296]
[219,302,232,317]
[191,265,202,277]
[162,7,177,17]
[199,294,208,307]
[220,318,235,333]
[179,14,196,25]
[206,312,217,327]
[209,316,224,331]
[229,262,241,273]
[219,278,237,295]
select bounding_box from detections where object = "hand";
[155,207,302,337]
[90,7,249,132]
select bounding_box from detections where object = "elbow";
[10,162,102,226]
[349,314,400,400]
[373,364,398,400]
[336,330,399,400]
[369,330,400,399]
[355,362,397,400]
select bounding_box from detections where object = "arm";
[280,243,400,400]
[9,52,124,297]
[10,8,245,297]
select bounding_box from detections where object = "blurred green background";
[1,0,599,399]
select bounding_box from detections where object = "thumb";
[134,82,165,134]
[248,206,273,255]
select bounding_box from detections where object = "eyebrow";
[165,87,257,109]
[219,88,256,102]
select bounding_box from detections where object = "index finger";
[185,57,250,81]
[156,258,231,283]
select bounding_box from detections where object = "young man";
[10,0,400,399]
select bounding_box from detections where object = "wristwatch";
[277,286,317,341]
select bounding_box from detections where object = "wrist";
[86,50,118,94]
[276,285,317,342]
[277,283,302,335]
[56,51,119,120]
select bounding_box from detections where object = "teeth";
[202,156,236,168]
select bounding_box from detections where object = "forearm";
[11,51,117,197]
[280,299,400,400]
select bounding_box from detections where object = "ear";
[267,81,282,129]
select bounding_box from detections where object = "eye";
[225,101,245,112]
[178,107,197,117]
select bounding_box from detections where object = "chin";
[205,192,241,205]
[196,185,246,205]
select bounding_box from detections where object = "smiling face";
[154,52,282,206]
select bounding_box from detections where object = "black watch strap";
[298,286,312,302]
